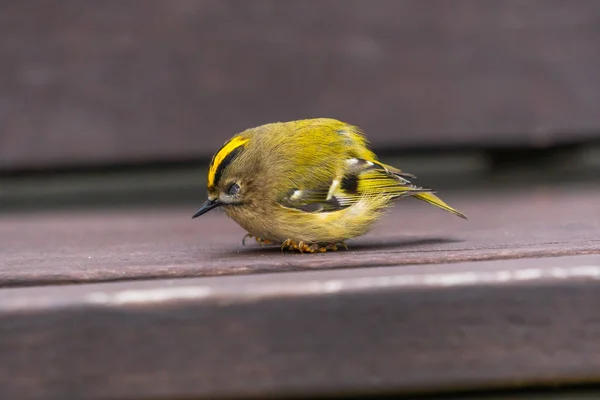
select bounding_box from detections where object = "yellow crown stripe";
[207,136,249,187]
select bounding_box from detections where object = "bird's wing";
[272,119,466,219]
[278,157,430,213]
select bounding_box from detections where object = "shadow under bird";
[193,118,467,253]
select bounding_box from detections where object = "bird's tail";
[413,192,468,220]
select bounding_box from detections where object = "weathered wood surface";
[2,0,600,170]
[2,185,600,287]
[2,255,600,399]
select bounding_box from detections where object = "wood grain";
[2,185,600,287]
[2,255,600,399]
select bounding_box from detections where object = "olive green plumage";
[193,118,466,252]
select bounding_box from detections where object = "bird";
[192,118,466,253]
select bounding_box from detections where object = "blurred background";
[2,0,600,212]
[2,3,600,398]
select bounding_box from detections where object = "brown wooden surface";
[2,255,600,399]
[3,0,600,170]
[2,183,600,398]
[2,184,600,287]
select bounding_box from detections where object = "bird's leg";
[280,239,316,253]
[281,239,294,253]
[316,242,348,252]
[317,243,336,252]
[256,237,273,247]
[242,234,274,247]
[242,234,251,246]
[281,240,346,253]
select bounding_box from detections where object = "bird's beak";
[192,199,220,219]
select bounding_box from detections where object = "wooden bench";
[2,1,600,398]
[2,186,600,398]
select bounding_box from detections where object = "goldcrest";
[193,118,466,253]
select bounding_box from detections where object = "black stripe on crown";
[212,146,245,188]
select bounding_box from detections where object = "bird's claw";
[242,234,274,247]
[280,239,348,253]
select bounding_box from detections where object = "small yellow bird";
[193,118,466,252]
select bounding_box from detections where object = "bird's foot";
[242,234,274,247]
[280,239,349,253]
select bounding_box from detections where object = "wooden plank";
[2,185,600,287]
[2,255,600,399]
[2,0,600,170]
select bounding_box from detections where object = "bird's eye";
[227,183,240,196]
